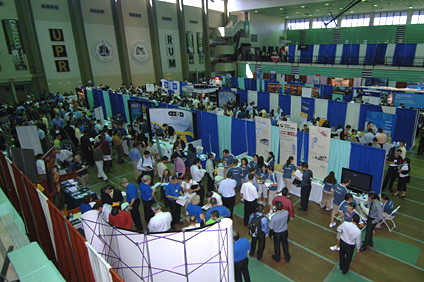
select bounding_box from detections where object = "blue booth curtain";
[328,139,352,182]
[317,45,328,64]
[375,44,387,65]
[201,112,220,159]
[271,126,280,164]
[231,77,238,88]
[297,132,309,165]
[320,85,333,99]
[231,118,248,156]
[301,97,315,122]
[349,143,386,194]
[340,45,351,65]
[246,120,256,156]
[92,89,107,117]
[300,45,314,63]
[349,44,359,65]
[403,44,417,66]
[257,92,270,112]
[109,93,127,122]
[365,44,377,65]
[238,89,248,106]
[192,109,203,142]
[278,94,291,115]
[394,108,418,150]
[217,115,232,154]
[358,104,381,131]
[101,91,113,118]
[392,44,405,66]
[327,44,337,64]
[288,45,296,63]
[327,101,348,128]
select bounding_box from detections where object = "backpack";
[249,214,264,237]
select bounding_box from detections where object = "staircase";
[395,25,406,43]
[299,30,306,45]
[333,28,341,44]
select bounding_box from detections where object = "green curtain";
[86,88,94,109]
[102,90,113,118]
[271,125,280,164]
[217,115,232,154]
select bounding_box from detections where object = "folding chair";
[377,206,401,232]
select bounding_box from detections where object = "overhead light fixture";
[296,11,300,14]
[254,10,258,13]
[280,8,283,10]
[340,7,343,10]
[301,5,305,8]
[409,6,413,9]
[286,16,289,18]
[325,3,329,6]
[374,4,378,7]
[350,11,354,13]
[316,10,320,12]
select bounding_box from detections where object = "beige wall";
[185,6,205,73]
[249,13,285,48]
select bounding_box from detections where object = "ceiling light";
[374,4,378,7]
[301,5,305,8]
[280,8,283,10]
[286,16,289,18]
[254,10,258,13]
[409,6,413,9]
[340,7,343,10]
[296,11,300,14]
[325,3,329,6]
[350,11,354,13]
[316,10,320,12]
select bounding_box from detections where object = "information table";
[61,180,98,210]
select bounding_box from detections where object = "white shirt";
[190,165,205,182]
[337,222,362,250]
[157,162,167,180]
[240,182,259,202]
[399,146,406,160]
[399,164,409,177]
[36,159,46,174]
[210,191,223,206]
[146,145,158,155]
[218,178,237,198]
[148,211,172,233]
[137,156,155,171]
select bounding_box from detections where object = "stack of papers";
[202,205,211,211]
[151,183,161,189]
[294,170,303,179]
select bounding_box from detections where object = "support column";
[201,0,211,78]
[15,0,49,97]
[111,0,132,87]
[9,80,18,104]
[176,0,189,80]
[224,0,229,25]
[67,0,94,86]
[146,0,163,83]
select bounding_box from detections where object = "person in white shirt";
[36,154,46,180]
[398,141,407,160]
[94,120,103,133]
[148,203,172,233]
[240,174,259,226]
[137,150,156,183]
[336,214,362,275]
[218,172,237,217]
[156,156,168,180]
[190,158,205,205]
[146,140,159,160]
[181,174,200,206]
[206,191,223,207]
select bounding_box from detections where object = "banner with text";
[365,111,397,138]
[196,32,204,64]
[2,19,27,70]
[308,126,331,179]
[255,117,272,159]
[186,31,194,64]
[278,121,298,165]
[300,100,310,123]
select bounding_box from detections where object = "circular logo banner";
[131,41,150,62]
[93,40,114,62]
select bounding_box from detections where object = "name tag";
[175,189,178,193]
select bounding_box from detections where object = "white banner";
[308,126,331,179]
[94,106,105,125]
[278,121,298,165]
[16,126,43,155]
[149,108,194,141]
[255,117,271,159]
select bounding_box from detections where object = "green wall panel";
[403,24,424,44]
[304,29,334,45]
[372,69,424,82]
[287,30,301,45]
[339,26,397,44]
[261,65,292,74]
[298,66,363,78]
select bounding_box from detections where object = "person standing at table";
[137,150,156,184]
[338,214,362,274]
[329,177,350,228]
[139,175,156,223]
[282,156,296,196]
[218,172,237,217]
[228,159,243,188]
[249,155,260,174]
[172,153,186,179]
[363,128,375,146]
[298,162,313,212]
[146,140,158,160]
[129,143,142,181]
[165,176,183,230]
[121,178,144,231]
[233,230,251,282]
[375,128,387,148]
[360,193,383,252]
[73,155,89,185]
[320,171,337,210]
[240,158,250,182]
[190,158,205,205]
[93,142,108,182]
[241,174,259,226]
[382,149,402,193]
[148,203,172,233]
[109,206,134,230]
[272,188,294,220]
[205,153,215,193]
[267,167,279,206]
[222,149,235,167]
[269,201,291,263]
[101,184,123,207]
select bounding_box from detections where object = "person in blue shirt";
[245,168,260,192]
[233,230,251,282]
[186,195,204,225]
[228,159,243,187]
[248,204,268,261]
[330,177,351,228]
[80,195,92,214]
[240,158,250,180]
[267,167,279,206]
[52,113,65,128]
[380,194,395,218]
[249,155,259,175]
[266,152,275,168]
[129,143,142,181]
[282,156,297,195]
[121,178,143,231]
[321,171,337,210]
[165,176,183,229]
[138,175,156,223]
[222,149,234,167]
[205,198,231,222]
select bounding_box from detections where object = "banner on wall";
[148,108,195,142]
[186,31,194,64]
[365,111,397,138]
[308,126,331,179]
[267,83,282,93]
[196,32,204,64]
[255,117,271,159]
[93,107,104,125]
[76,88,89,109]
[393,92,424,108]
[300,100,310,123]
[2,19,27,70]
[278,121,297,165]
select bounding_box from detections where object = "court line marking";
[397,212,424,223]
[255,260,296,282]
[367,247,424,272]
[402,197,424,206]
[323,264,338,282]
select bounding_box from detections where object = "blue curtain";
[201,112,220,159]
[231,77,238,87]
[158,102,167,108]
[365,44,377,65]
[403,44,417,66]
[217,115,232,154]
[301,97,315,121]
[238,89,248,105]
[327,101,348,128]
[257,92,270,112]
[394,108,418,150]
[300,45,314,63]
[222,87,231,92]
[320,85,333,99]
[358,104,381,131]
[393,44,405,66]
[349,44,359,65]
[297,132,309,165]
[278,94,291,115]
[92,89,107,117]
[288,45,296,63]
[317,45,328,64]
[246,120,256,156]
[327,44,337,64]
[349,143,386,194]
[231,118,248,156]
[271,126,280,164]
[108,93,127,122]
[341,45,351,65]
[238,78,245,89]
[328,139,351,182]
[192,109,203,142]
[375,44,387,65]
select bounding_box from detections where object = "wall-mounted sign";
[165,34,176,68]
[2,19,27,70]
[93,40,114,62]
[197,32,204,64]
[186,31,194,65]
[131,41,150,62]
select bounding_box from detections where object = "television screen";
[341,168,373,193]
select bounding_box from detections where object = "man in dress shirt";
[190,158,205,205]
[245,168,260,192]
[165,176,183,230]
[398,141,407,160]
[218,172,237,217]
[129,143,142,181]
[148,203,172,233]
[240,174,259,226]
[337,214,362,274]
[139,175,156,223]
[360,193,383,252]
[156,156,168,180]
[272,188,294,220]
[363,128,375,145]
[298,162,313,212]
[205,153,215,193]
[269,201,291,263]
[137,150,156,184]
[382,149,402,192]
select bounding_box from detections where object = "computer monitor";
[341,168,373,194]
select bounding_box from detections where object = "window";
[373,12,407,26]
[287,19,310,30]
[341,14,370,27]
[411,10,424,24]
[312,17,337,29]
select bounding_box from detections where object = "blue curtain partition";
[328,139,352,182]
[231,77,238,88]
[300,45,314,64]
[297,131,309,165]
[349,143,385,194]
[201,112,220,159]
[394,108,418,150]
[403,44,417,66]
[217,115,232,154]
[365,44,377,65]
[92,89,106,117]
[349,44,360,65]
[327,44,337,64]
[231,118,248,156]
[327,101,348,128]
[278,94,291,115]
[320,85,333,99]
[238,89,248,106]
[393,44,406,66]
[288,45,296,63]
[257,92,270,112]
[358,104,381,131]
[317,45,328,64]
[340,45,351,65]
[246,120,256,156]
[375,44,387,65]
[108,93,127,122]
[301,97,315,122]
[192,109,203,143]
[238,78,245,89]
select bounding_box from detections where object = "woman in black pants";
[394,158,410,198]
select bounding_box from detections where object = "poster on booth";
[149,108,195,142]
[94,107,104,125]
[308,126,331,179]
[365,111,397,138]
[278,121,297,165]
[255,117,271,159]
[218,90,237,109]
[300,100,311,123]
[267,83,282,93]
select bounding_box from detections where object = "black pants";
[161,188,170,208]
[250,233,265,259]
[382,168,398,191]
[142,199,155,223]
[169,200,181,227]
[397,176,408,192]
[207,174,215,193]
[418,137,424,155]
[300,185,312,211]
[363,217,376,248]
[197,183,205,206]
[273,230,290,262]
[243,199,257,226]
[223,196,235,218]
[339,239,355,274]
[130,198,144,231]
[234,257,250,282]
